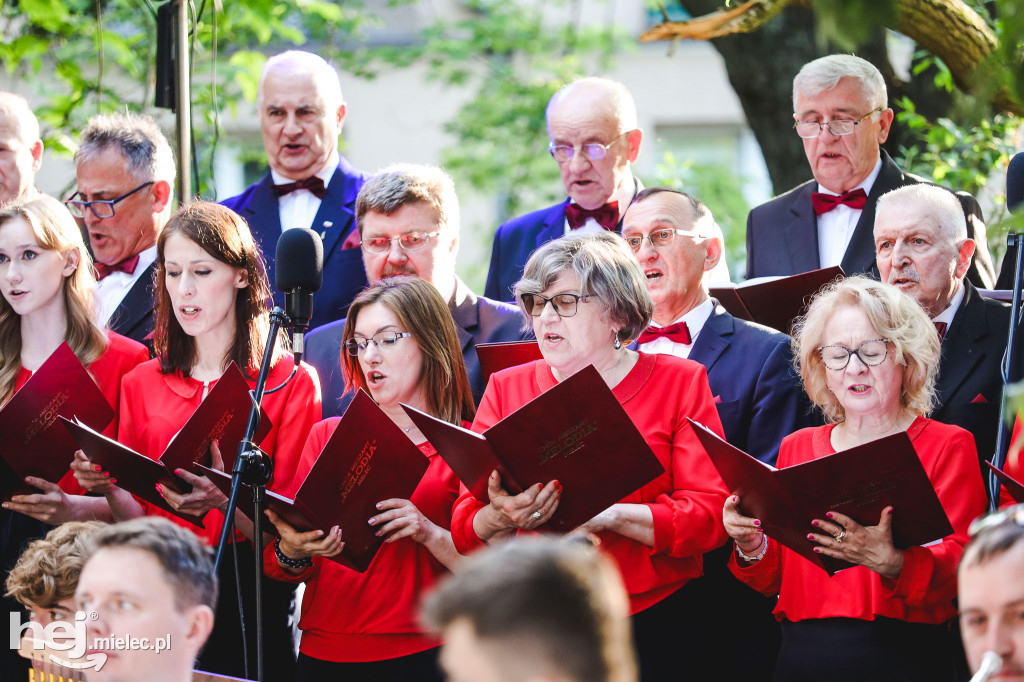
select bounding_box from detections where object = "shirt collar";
[932,282,966,327]
[650,298,715,344]
[270,150,340,187]
[816,156,883,197]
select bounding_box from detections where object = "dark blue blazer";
[304,277,528,418]
[484,200,569,302]
[688,304,816,465]
[745,150,995,288]
[107,261,157,348]
[221,156,370,330]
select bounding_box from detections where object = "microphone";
[970,651,1003,682]
[1008,152,1024,213]
[275,228,323,363]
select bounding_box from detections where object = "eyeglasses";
[64,182,155,220]
[547,131,630,163]
[623,228,703,252]
[343,331,413,356]
[818,339,889,371]
[520,292,592,318]
[968,504,1024,537]
[793,108,883,139]
[360,232,441,254]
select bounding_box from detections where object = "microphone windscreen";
[276,228,324,293]
[1008,152,1024,213]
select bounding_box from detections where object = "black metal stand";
[989,234,1024,511]
[213,307,287,682]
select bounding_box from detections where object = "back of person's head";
[75,112,176,189]
[355,163,461,239]
[6,521,105,614]
[962,505,1024,571]
[422,537,637,682]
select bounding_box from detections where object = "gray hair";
[75,113,176,187]
[793,54,887,111]
[356,163,460,238]
[258,50,344,110]
[546,77,638,134]
[875,184,968,244]
[515,232,653,346]
[0,92,39,144]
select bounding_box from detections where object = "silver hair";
[515,231,653,345]
[257,50,344,110]
[546,77,638,134]
[793,54,887,111]
[355,163,460,239]
[75,113,176,187]
[876,184,968,243]
[0,92,40,144]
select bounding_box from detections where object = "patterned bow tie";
[272,176,327,199]
[565,201,619,231]
[811,188,868,215]
[637,321,692,346]
[94,254,140,281]
[934,321,948,342]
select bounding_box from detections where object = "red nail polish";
[155,484,162,492]
[811,520,818,526]
[754,520,760,526]
[826,512,833,519]
[807,534,815,540]
[813,547,820,553]
[95,466,102,472]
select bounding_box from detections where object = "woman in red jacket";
[75,202,320,680]
[724,277,987,681]
[266,276,474,681]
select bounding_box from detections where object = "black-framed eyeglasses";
[520,292,592,318]
[547,131,631,163]
[817,338,889,371]
[793,107,883,139]
[623,228,704,252]
[64,181,155,220]
[344,331,413,356]
[360,231,441,254]
[968,504,1024,537]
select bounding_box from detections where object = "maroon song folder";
[710,266,844,334]
[60,363,269,526]
[0,342,114,499]
[987,461,1024,502]
[690,419,953,576]
[402,365,665,533]
[200,390,430,572]
[476,340,542,386]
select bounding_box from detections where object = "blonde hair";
[792,276,938,423]
[6,521,105,610]
[0,195,107,403]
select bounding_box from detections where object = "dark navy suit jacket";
[221,156,369,330]
[484,200,569,302]
[107,261,157,348]
[745,150,995,288]
[305,277,528,418]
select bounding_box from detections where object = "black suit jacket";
[304,277,527,418]
[221,157,369,329]
[484,200,569,302]
[746,150,995,288]
[933,281,1016,468]
[107,261,157,347]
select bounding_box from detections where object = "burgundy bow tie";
[934,321,948,342]
[95,254,140,281]
[272,176,327,199]
[811,188,868,215]
[638,322,692,346]
[565,201,619,231]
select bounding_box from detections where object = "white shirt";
[638,298,715,359]
[96,245,157,326]
[932,282,966,331]
[816,158,883,269]
[271,151,340,232]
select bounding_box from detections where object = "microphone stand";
[989,233,1024,511]
[213,306,288,682]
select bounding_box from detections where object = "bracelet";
[736,535,769,563]
[274,537,312,569]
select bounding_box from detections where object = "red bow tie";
[272,176,327,199]
[565,201,619,231]
[638,322,692,346]
[934,321,948,341]
[94,254,140,281]
[811,188,868,215]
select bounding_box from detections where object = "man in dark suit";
[875,183,1018,470]
[221,50,368,330]
[746,54,995,289]
[306,164,527,418]
[485,77,644,302]
[623,187,815,679]
[67,113,175,345]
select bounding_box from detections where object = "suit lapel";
[688,304,733,372]
[784,184,821,274]
[534,201,569,250]
[312,159,362,260]
[449,278,479,353]
[937,282,988,405]
[110,262,157,336]
[238,176,284,289]
[841,151,903,275]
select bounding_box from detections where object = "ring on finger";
[531,510,543,520]
[835,529,846,543]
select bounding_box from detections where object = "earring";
[613,335,622,350]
